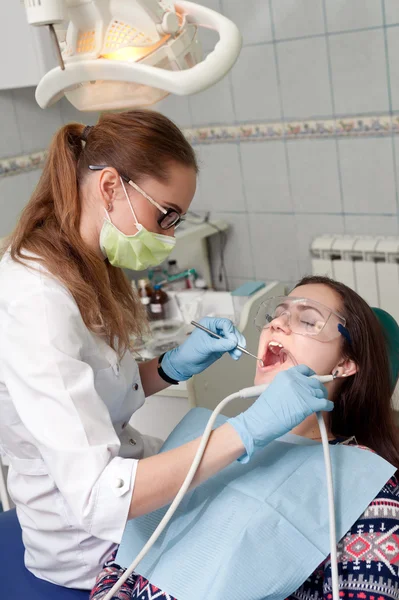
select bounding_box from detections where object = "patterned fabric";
[288,476,399,600]
[89,552,177,600]
[90,478,399,600]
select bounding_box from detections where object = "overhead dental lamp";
[23,0,242,112]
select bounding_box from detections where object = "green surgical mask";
[99,178,176,271]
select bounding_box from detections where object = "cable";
[317,412,339,600]
[102,388,245,600]
[103,377,339,600]
[186,210,229,290]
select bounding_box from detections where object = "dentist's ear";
[332,357,358,379]
[98,167,120,206]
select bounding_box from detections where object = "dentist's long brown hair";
[296,275,399,469]
[7,110,198,354]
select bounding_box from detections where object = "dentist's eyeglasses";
[254,296,352,343]
[89,165,184,231]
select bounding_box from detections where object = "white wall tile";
[325,0,383,32]
[188,179,204,214]
[196,0,222,51]
[156,95,192,128]
[339,138,397,214]
[277,38,332,119]
[12,88,64,154]
[198,144,245,212]
[27,169,42,191]
[287,139,342,213]
[344,214,398,235]
[60,99,99,126]
[272,0,325,39]
[387,28,399,111]
[189,76,235,126]
[249,213,299,281]
[208,211,255,279]
[240,141,292,212]
[0,174,34,237]
[295,214,345,276]
[384,0,399,25]
[0,91,22,159]
[222,0,272,45]
[197,27,220,53]
[329,29,389,115]
[231,45,281,122]
[196,0,221,11]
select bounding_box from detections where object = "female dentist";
[0,109,330,591]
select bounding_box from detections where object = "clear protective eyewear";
[88,165,185,231]
[254,296,351,343]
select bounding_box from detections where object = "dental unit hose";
[103,376,339,600]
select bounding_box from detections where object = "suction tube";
[102,377,339,600]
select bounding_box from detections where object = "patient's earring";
[332,369,348,379]
[107,202,113,212]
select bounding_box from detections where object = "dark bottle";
[150,284,169,321]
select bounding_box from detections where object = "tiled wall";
[190,0,399,290]
[2,0,399,290]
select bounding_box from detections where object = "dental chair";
[0,508,89,598]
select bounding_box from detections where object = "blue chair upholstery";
[0,508,90,599]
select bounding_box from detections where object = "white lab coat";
[0,251,162,589]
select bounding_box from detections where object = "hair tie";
[81,125,93,142]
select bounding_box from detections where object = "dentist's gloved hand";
[161,317,246,382]
[228,365,333,463]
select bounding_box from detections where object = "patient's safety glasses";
[254,296,351,343]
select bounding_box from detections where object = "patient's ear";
[332,357,357,379]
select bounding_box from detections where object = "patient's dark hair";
[294,275,399,469]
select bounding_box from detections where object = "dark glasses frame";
[88,165,184,231]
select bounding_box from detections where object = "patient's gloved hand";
[161,317,246,382]
[228,365,333,463]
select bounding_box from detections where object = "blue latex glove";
[161,317,246,382]
[228,365,333,463]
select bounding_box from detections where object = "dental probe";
[190,320,264,366]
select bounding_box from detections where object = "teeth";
[269,341,283,348]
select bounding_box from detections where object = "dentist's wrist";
[227,415,255,464]
[158,351,190,383]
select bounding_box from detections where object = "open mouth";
[261,341,290,372]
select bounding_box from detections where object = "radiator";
[311,235,399,324]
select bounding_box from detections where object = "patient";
[91,275,399,600]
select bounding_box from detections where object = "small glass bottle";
[137,279,153,317]
[167,260,179,278]
[167,260,186,291]
[150,284,169,321]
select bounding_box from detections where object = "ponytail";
[11,123,84,251]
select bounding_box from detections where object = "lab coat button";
[129,438,137,446]
[133,383,139,391]
[115,478,124,489]
[115,363,120,375]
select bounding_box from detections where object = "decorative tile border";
[0,114,398,178]
[0,150,47,179]
[185,115,393,144]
